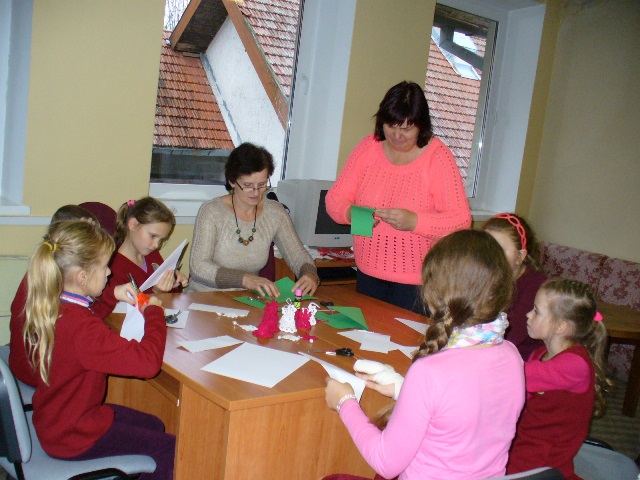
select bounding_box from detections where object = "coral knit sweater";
[326,135,471,285]
[32,300,166,458]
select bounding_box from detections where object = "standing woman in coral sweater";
[326,81,471,313]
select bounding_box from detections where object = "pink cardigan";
[326,135,471,285]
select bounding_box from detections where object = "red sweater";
[92,250,165,318]
[9,275,39,387]
[507,345,594,479]
[326,135,471,285]
[32,300,166,458]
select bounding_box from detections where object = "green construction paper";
[351,205,375,237]
[233,296,266,309]
[250,277,316,304]
[316,306,368,330]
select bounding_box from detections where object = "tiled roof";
[154,30,233,150]
[425,38,482,179]
[237,0,301,98]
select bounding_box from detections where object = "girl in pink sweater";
[326,81,471,313]
[324,229,525,480]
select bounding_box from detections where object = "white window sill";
[0,197,31,218]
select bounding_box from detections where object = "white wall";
[530,0,640,262]
[204,17,285,179]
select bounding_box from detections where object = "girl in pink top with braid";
[324,230,525,480]
[326,81,471,313]
[507,279,612,479]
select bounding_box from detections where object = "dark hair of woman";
[373,80,433,148]
[225,143,275,191]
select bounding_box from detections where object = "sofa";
[538,242,640,381]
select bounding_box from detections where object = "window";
[0,0,33,215]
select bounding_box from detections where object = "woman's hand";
[375,208,418,231]
[142,295,163,313]
[113,283,137,305]
[355,372,396,398]
[243,274,280,298]
[325,378,355,411]
[152,270,177,294]
[293,273,319,296]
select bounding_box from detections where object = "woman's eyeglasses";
[235,179,272,193]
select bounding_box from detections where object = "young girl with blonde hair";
[507,279,612,479]
[95,196,187,315]
[25,220,174,480]
[324,230,525,480]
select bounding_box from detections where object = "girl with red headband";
[507,279,611,479]
[483,212,546,360]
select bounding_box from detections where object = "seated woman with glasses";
[188,142,319,296]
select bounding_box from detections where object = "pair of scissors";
[128,274,149,311]
[311,347,354,357]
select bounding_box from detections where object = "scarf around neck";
[444,313,509,350]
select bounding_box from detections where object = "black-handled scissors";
[311,347,354,357]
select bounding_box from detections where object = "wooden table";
[599,302,640,417]
[105,286,428,479]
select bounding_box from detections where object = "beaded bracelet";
[336,393,357,413]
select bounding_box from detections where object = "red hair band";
[492,212,527,252]
[594,311,603,322]
[127,199,136,208]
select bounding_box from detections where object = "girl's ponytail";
[25,240,64,384]
[582,319,612,417]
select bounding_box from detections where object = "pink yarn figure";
[253,300,280,338]
[295,307,312,331]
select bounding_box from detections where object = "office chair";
[0,357,156,480]
[0,347,34,407]
[574,440,639,480]
[486,467,564,479]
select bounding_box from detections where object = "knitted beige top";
[189,197,317,291]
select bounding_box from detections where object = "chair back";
[0,357,31,465]
[79,202,117,236]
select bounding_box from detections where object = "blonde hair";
[114,196,175,246]
[375,230,513,427]
[541,279,612,417]
[25,220,114,384]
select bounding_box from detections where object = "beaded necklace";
[231,194,257,246]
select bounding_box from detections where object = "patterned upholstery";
[598,258,640,380]
[539,243,607,293]
[539,243,640,381]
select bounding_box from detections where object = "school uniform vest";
[507,345,595,479]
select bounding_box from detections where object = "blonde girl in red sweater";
[507,279,611,479]
[24,220,175,480]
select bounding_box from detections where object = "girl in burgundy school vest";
[507,279,612,479]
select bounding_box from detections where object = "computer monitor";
[276,179,353,248]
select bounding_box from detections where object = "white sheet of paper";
[139,239,188,291]
[396,344,419,358]
[395,317,428,335]
[178,335,243,353]
[201,343,309,388]
[166,309,188,329]
[338,330,390,345]
[298,353,365,401]
[120,303,145,341]
[112,301,128,313]
[188,303,249,318]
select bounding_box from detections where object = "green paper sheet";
[316,306,368,330]
[351,205,375,237]
[249,277,316,304]
[233,296,267,309]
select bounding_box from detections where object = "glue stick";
[294,288,303,309]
